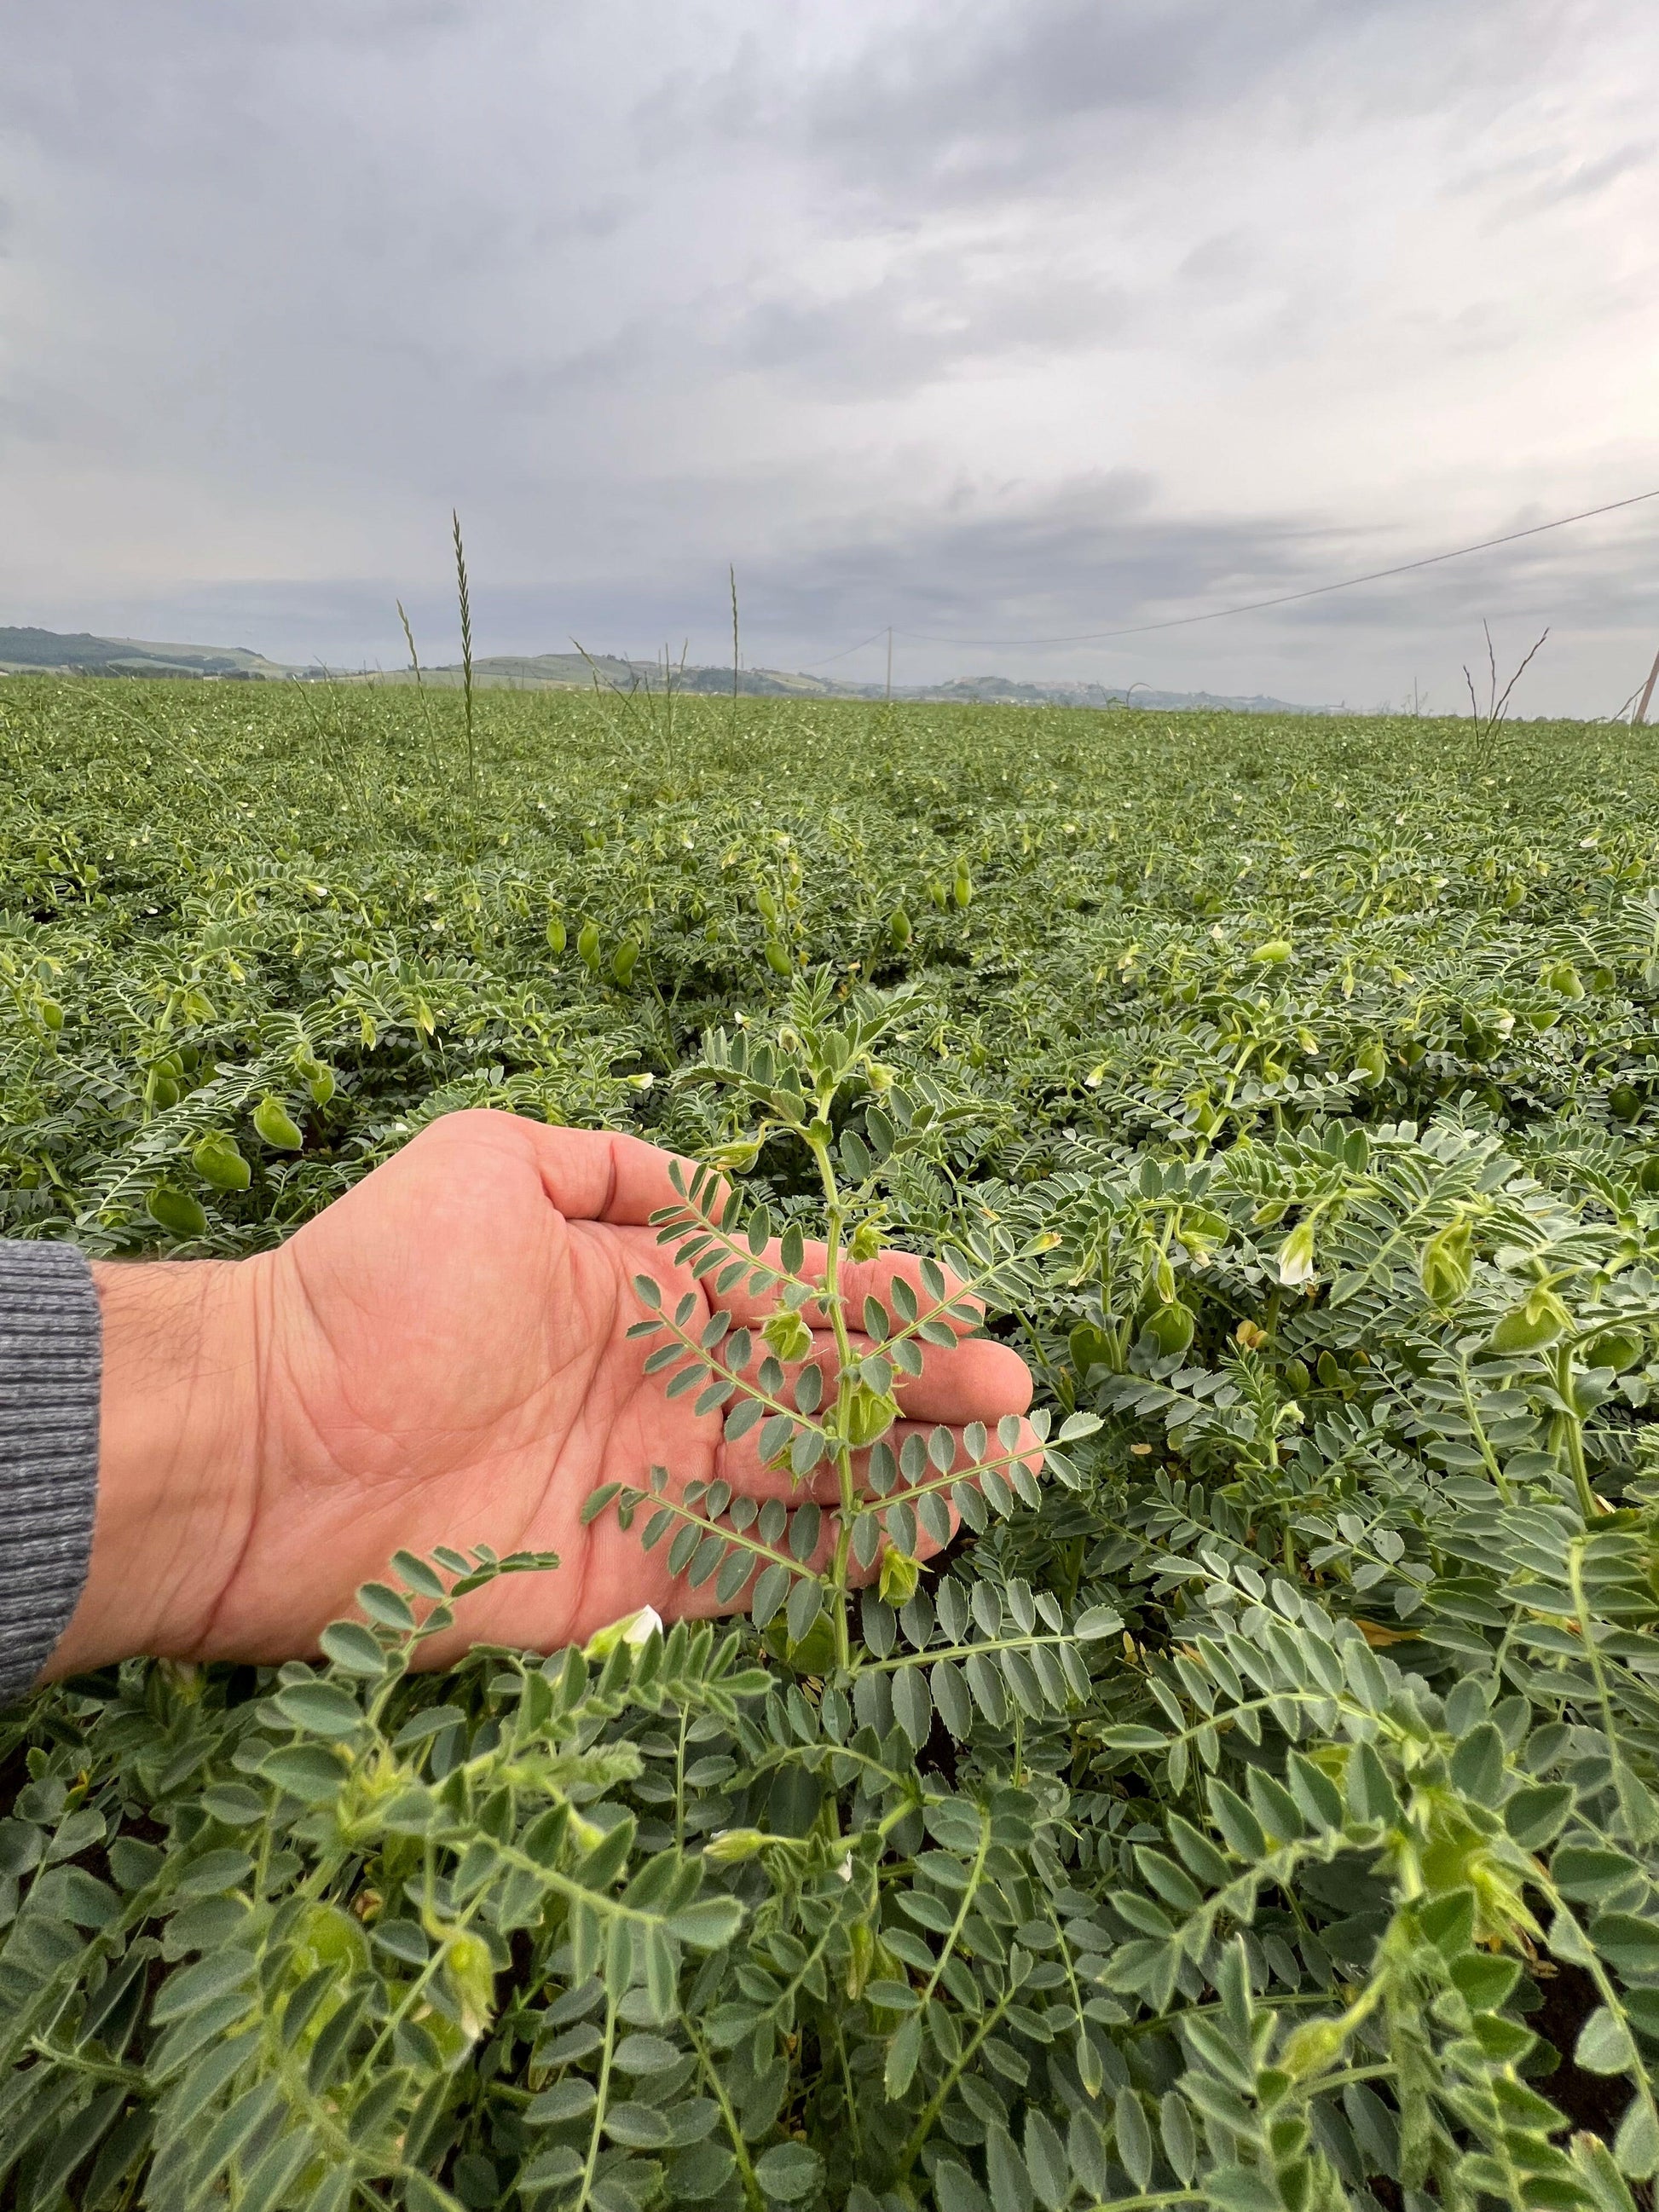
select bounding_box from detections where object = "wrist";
[44,1256,264,1677]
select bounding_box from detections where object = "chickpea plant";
[6,684,1659,2212]
[586,980,1105,1672]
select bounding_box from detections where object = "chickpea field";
[3,677,1659,2212]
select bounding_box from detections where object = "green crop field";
[3,676,1659,2212]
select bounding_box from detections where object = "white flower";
[582,1604,663,1660]
[1277,1221,1318,1287]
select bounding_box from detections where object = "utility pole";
[885,627,893,705]
[1634,644,1659,726]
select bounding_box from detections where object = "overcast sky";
[3,0,1656,711]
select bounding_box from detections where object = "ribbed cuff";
[0,1243,101,1701]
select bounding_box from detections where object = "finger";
[715,1412,1044,1522]
[822,1251,986,1339]
[844,1491,962,1591]
[711,1330,1032,1427]
[717,1418,987,1503]
[665,1476,965,1623]
[511,1117,719,1227]
[697,1240,984,1339]
[857,1414,1046,1504]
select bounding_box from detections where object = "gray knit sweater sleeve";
[0,1244,100,1701]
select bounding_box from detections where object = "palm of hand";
[205,1111,1031,1664]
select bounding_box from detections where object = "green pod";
[1419,1217,1473,1307]
[764,938,792,977]
[783,1611,841,1677]
[546,915,566,954]
[192,1134,251,1191]
[878,1549,922,1607]
[39,999,64,1031]
[844,1384,899,1449]
[1640,1158,1659,1194]
[762,1310,813,1363]
[952,863,973,909]
[611,939,639,986]
[1354,1038,1387,1086]
[576,921,601,973]
[443,1932,495,2033]
[1610,1084,1641,1123]
[294,1902,368,1978]
[147,1185,208,1239]
[253,1095,304,1150]
[1069,1322,1114,1378]
[1582,1327,1644,1374]
[1460,1008,1493,1058]
[887,907,911,951]
[1147,1302,1195,1358]
[1251,939,1292,964]
[1488,1296,1567,1355]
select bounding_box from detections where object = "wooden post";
[1634,645,1659,726]
[729,567,739,707]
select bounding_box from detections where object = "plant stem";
[575,1995,617,2212]
[685,2013,764,2211]
[896,1981,1014,2177]
[810,1131,858,1672]
[1551,1347,1602,1520]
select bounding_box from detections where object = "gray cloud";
[700,0,1550,211]
[1474,140,1656,225]
[725,264,1135,396]
[88,469,1657,725]
[1,0,1656,718]
[718,2,1331,193]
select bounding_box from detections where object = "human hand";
[49,1110,1037,1673]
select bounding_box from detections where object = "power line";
[797,626,892,670]
[861,482,1659,650]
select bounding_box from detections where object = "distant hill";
[899,675,1321,713]
[357,655,1321,713]
[0,626,295,680]
[366,652,883,699]
[0,625,1319,712]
